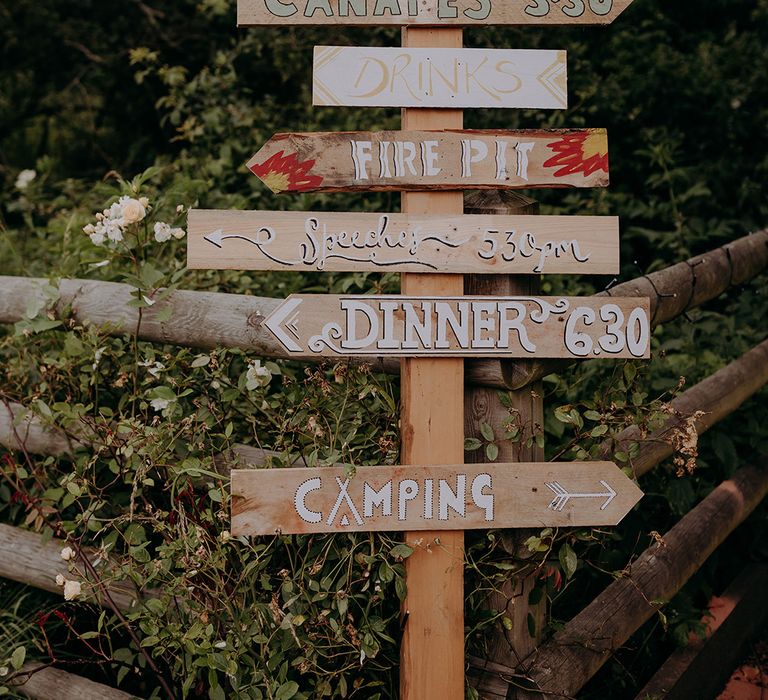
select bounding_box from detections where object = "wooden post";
[399,26,465,700]
[463,191,546,699]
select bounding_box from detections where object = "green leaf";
[559,543,578,579]
[389,544,414,560]
[275,681,299,700]
[464,438,482,452]
[191,355,211,368]
[485,443,499,461]
[590,424,609,437]
[10,647,25,671]
[479,422,494,441]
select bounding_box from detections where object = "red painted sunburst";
[249,150,323,193]
[543,130,609,178]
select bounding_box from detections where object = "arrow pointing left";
[264,297,303,353]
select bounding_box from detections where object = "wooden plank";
[247,129,610,193]
[238,0,635,26]
[313,46,567,109]
[634,565,768,700]
[231,462,643,535]
[398,25,464,700]
[188,210,619,275]
[262,294,652,359]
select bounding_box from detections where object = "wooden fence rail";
[469,461,768,699]
[13,664,139,700]
[1,230,765,392]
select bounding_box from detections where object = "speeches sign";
[313,46,567,109]
[248,129,609,193]
[231,461,643,535]
[187,210,620,275]
[262,295,651,359]
[238,0,635,27]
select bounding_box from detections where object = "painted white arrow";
[203,229,262,249]
[545,480,617,512]
[264,297,303,353]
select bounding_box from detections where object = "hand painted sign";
[231,461,643,535]
[262,295,651,359]
[248,129,609,193]
[188,210,619,275]
[238,0,634,26]
[314,46,567,109]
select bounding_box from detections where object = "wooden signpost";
[212,1,644,696]
[188,210,620,274]
[239,0,635,26]
[262,294,651,358]
[313,46,567,109]
[231,462,643,535]
[248,128,610,193]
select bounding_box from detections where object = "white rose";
[121,197,147,224]
[106,223,123,242]
[63,579,82,601]
[60,546,76,561]
[90,231,106,246]
[55,574,65,586]
[170,227,186,239]
[153,222,172,242]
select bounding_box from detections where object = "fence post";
[464,190,545,699]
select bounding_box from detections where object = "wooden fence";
[1,227,767,699]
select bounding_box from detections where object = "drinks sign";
[238,0,635,26]
[248,129,610,193]
[187,210,620,275]
[262,294,651,359]
[313,46,567,109]
[231,462,643,535]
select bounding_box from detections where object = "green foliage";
[1,0,768,698]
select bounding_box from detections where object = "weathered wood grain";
[398,25,465,700]
[469,462,768,699]
[238,0,634,26]
[263,294,651,359]
[247,129,610,193]
[14,665,141,700]
[231,462,642,535]
[187,210,619,275]
[313,46,567,109]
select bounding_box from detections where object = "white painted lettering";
[351,140,373,180]
[363,481,393,517]
[398,479,419,520]
[340,300,379,349]
[435,301,470,349]
[471,473,494,521]
[438,475,466,520]
[498,302,535,352]
[472,301,496,348]
[295,477,323,523]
